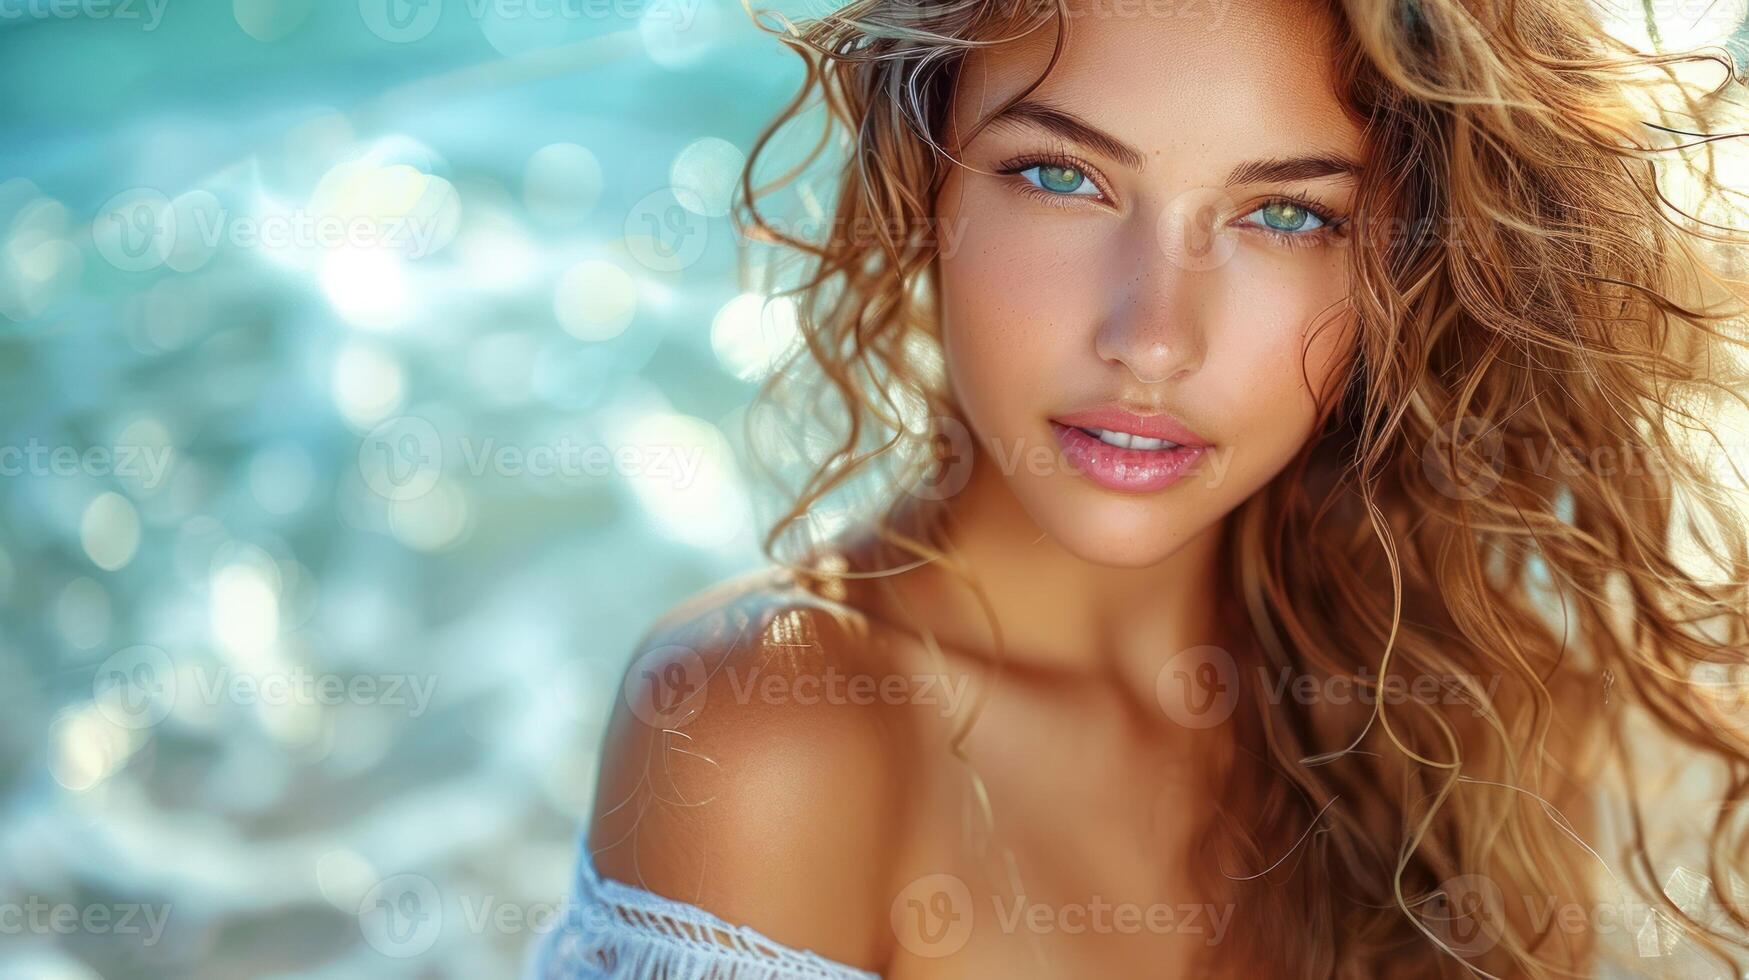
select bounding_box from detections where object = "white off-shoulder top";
[529,842,881,979]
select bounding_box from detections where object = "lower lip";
[1049,421,1208,494]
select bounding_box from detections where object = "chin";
[1019,483,1219,569]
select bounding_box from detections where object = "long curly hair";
[731,0,1749,975]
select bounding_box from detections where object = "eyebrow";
[987,99,1363,187]
[1224,154,1362,185]
[989,99,1147,170]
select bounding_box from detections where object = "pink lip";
[1047,408,1211,494]
[1050,407,1210,446]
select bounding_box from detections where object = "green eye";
[1019,163,1099,197]
[1248,201,1328,233]
[1037,165,1083,193]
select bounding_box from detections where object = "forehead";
[953,0,1363,164]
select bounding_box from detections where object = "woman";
[537,0,1749,975]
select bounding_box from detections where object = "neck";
[856,443,1233,698]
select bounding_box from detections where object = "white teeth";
[1094,428,1132,449]
[1085,427,1179,451]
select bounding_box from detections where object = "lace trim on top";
[529,843,882,979]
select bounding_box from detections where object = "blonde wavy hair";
[731,0,1749,975]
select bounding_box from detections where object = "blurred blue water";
[0,0,830,976]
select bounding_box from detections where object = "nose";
[1093,207,1212,385]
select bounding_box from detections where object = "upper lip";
[1050,406,1211,447]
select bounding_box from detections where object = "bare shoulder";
[586,566,912,970]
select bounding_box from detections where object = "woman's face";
[935,0,1364,567]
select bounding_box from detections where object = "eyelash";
[994,151,1115,208]
[1244,195,1347,249]
[993,152,1348,246]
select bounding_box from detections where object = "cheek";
[1204,253,1354,449]
[935,183,1100,432]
